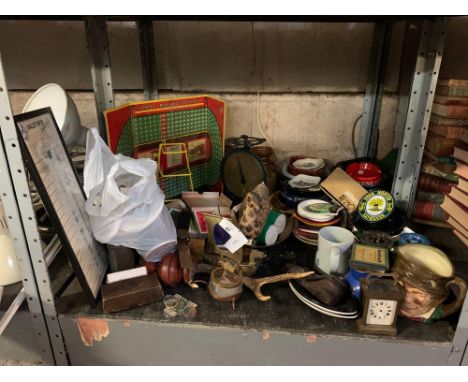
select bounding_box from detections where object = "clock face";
[366,299,397,326]
[221,150,266,199]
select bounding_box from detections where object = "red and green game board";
[104,96,225,199]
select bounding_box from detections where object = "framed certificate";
[15,107,107,306]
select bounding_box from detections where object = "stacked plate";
[289,280,359,319]
[292,199,343,245]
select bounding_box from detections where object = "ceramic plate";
[288,174,321,190]
[289,281,358,319]
[289,279,359,315]
[292,158,325,170]
[293,213,341,227]
[297,199,342,222]
[279,159,296,179]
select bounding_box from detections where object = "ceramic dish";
[288,174,321,190]
[287,156,326,177]
[297,199,342,222]
[289,281,359,318]
[270,191,294,215]
[293,213,341,227]
[279,159,296,179]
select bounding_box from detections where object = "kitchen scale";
[220,135,268,203]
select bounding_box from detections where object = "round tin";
[358,190,395,223]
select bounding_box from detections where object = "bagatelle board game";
[105,96,225,199]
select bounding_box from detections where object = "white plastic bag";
[84,128,177,262]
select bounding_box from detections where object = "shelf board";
[55,227,467,346]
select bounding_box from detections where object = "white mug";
[315,226,355,276]
[0,201,21,287]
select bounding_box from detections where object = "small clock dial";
[366,299,397,326]
[221,150,266,200]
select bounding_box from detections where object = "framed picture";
[15,107,107,306]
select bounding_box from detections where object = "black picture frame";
[15,107,107,306]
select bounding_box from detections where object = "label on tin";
[358,190,394,222]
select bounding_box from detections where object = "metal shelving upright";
[0,16,467,365]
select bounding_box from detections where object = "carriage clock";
[356,277,404,336]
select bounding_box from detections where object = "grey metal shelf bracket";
[85,16,115,140]
[0,54,68,365]
[391,17,447,214]
[357,21,393,159]
[138,17,159,100]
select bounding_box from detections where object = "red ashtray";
[345,161,382,187]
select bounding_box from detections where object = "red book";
[429,123,466,139]
[418,173,456,194]
[413,201,448,222]
[425,133,460,156]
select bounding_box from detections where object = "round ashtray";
[345,161,382,187]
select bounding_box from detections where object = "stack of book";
[441,130,468,245]
[413,78,468,227]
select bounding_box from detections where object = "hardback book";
[416,190,445,204]
[453,230,468,246]
[454,146,468,163]
[413,201,448,222]
[434,95,468,106]
[455,161,468,180]
[430,114,468,126]
[447,216,468,238]
[459,176,468,194]
[438,79,468,87]
[429,123,466,139]
[423,151,457,165]
[412,218,451,228]
[462,129,468,144]
[448,186,468,207]
[441,195,468,228]
[425,133,459,156]
[418,173,456,194]
[436,84,468,97]
[432,102,468,119]
[421,162,457,182]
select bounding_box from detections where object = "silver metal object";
[0,55,68,365]
[391,18,447,213]
[357,21,392,159]
[392,21,421,149]
[85,16,115,139]
[138,17,159,100]
[0,235,61,336]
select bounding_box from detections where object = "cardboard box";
[182,192,232,236]
[320,168,367,213]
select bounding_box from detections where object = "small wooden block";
[106,244,136,273]
[101,273,163,314]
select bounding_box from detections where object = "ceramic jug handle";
[329,247,341,274]
[441,276,468,318]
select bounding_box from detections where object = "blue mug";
[344,267,368,300]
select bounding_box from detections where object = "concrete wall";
[8,91,398,163]
[2,18,468,163]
